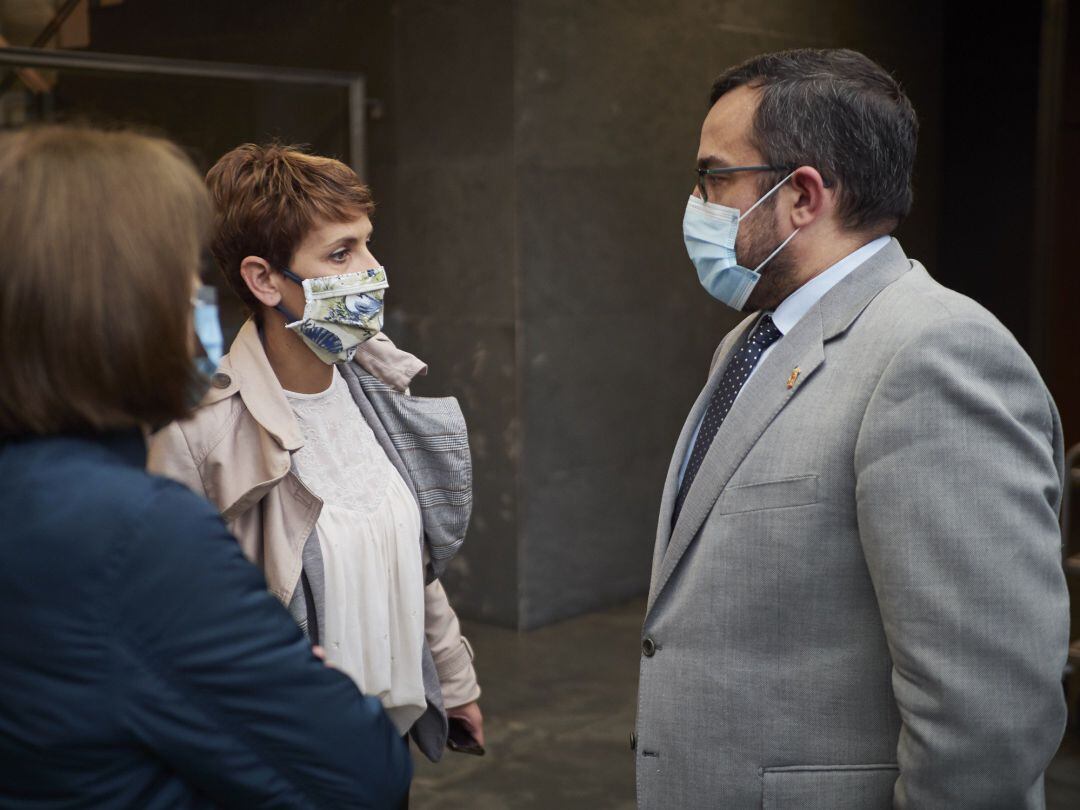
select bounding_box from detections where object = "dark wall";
[1040,0,1080,640]
[383,0,521,624]
[1044,0,1080,449]
[75,0,950,629]
[939,3,1044,353]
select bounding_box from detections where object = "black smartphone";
[446,717,485,756]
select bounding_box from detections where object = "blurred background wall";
[1,0,1073,631]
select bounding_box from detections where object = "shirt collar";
[768,235,891,336]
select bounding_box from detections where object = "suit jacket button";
[642,637,656,657]
[211,372,231,389]
[630,731,637,751]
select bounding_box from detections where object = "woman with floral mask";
[149,144,483,769]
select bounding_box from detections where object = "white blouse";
[285,369,426,734]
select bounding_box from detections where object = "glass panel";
[0,61,354,343]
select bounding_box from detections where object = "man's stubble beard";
[738,199,800,313]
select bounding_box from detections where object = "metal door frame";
[0,45,366,177]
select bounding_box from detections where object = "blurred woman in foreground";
[0,125,410,808]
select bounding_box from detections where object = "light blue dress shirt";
[677,236,891,486]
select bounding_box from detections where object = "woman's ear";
[239,256,281,308]
[787,166,829,229]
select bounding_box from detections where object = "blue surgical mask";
[179,285,226,411]
[682,172,799,311]
[192,285,224,377]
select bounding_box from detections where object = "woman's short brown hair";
[0,126,210,437]
[205,143,374,314]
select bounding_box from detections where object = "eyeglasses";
[695,164,832,203]
[695,165,791,204]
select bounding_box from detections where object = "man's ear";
[787,166,830,229]
[239,256,282,308]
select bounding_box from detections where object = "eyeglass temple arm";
[697,164,832,188]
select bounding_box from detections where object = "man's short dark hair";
[710,48,918,233]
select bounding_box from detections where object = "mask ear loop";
[278,267,305,285]
[752,227,800,273]
[274,267,305,324]
[739,170,797,222]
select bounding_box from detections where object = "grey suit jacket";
[636,240,1070,809]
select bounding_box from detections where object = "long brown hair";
[0,126,211,436]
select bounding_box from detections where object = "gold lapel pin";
[786,367,801,390]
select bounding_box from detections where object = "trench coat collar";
[226,320,304,452]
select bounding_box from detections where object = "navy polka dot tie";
[672,315,783,526]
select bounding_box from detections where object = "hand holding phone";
[446,716,485,756]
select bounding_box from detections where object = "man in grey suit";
[636,48,1070,809]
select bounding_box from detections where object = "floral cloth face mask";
[275,266,388,365]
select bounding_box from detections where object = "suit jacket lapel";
[647,238,914,614]
[648,308,826,611]
[650,319,755,588]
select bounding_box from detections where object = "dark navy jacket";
[0,431,411,808]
